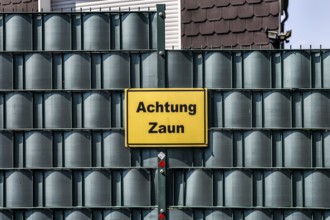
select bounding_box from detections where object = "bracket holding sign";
[125,88,208,147]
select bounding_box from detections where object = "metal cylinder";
[224,92,251,127]
[64,132,91,167]
[224,170,252,206]
[243,51,271,88]
[263,92,291,128]
[5,92,33,128]
[44,92,72,128]
[83,13,110,50]
[244,210,272,220]
[25,131,52,168]
[123,169,150,206]
[25,210,52,220]
[244,131,271,167]
[6,171,33,207]
[205,131,232,167]
[304,171,330,207]
[205,52,232,88]
[122,13,149,49]
[25,53,52,89]
[264,171,292,207]
[83,92,110,128]
[283,51,311,88]
[45,171,72,207]
[185,169,212,206]
[44,14,71,50]
[84,170,111,206]
[141,52,158,88]
[303,92,330,128]
[103,210,130,220]
[64,54,91,89]
[102,53,130,89]
[167,51,192,88]
[5,14,32,51]
[64,210,91,220]
[103,131,130,167]
[283,131,311,167]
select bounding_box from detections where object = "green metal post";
[156,4,166,220]
[157,4,166,88]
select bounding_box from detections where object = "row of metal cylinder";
[2,91,330,128]
[1,130,330,169]
[0,209,329,220]
[2,50,330,89]
[168,169,330,208]
[0,13,155,51]
[0,209,328,220]
[0,92,123,128]
[169,209,330,220]
[0,169,156,207]
[0,53,158,89]
[0,169,329,208]
[167,50,330,88]
[210,91,330,128]
[0,209,157,220]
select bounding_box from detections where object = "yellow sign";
[125,88,208,147]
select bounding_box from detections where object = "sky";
[285,0,330,49]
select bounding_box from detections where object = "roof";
[181,0,280,49]
[0,0,38,12]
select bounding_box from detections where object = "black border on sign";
[125,89,208,147]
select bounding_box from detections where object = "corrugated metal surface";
[1,10,330,220]
[0,12,159,51]
[50,0,181,49]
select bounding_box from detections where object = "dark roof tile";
[200,0,215,9]
[254,2,270,17]
[181,0,185,10]
[237,32,254,46]
[246,0,262,3]
[200,21,215,35]
[23,0,33,2]
[207,6,222,21]
[191,35,208,48]
[181,0,280,49]
[259,44,274,49]
[230,0,246,6]
[192,8,207,22]
[263,16,279,30]
[215,0,230,7]
[182,36,192,48]
[230,18,246,33]
[184,23,199,36]
[270,1,280,15]
[219,33,238,47]
[246,16,263,31]
[12,0,22,4]
[207,34,222,48]
[222,5,238,20]
[181,10,192,24]
[214,20,230,34]
[185,0,200,10]
[254,31,269,45]
[1,0,11,5]
[237,4,254,18]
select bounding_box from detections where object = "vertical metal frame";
[156,5,166,219]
